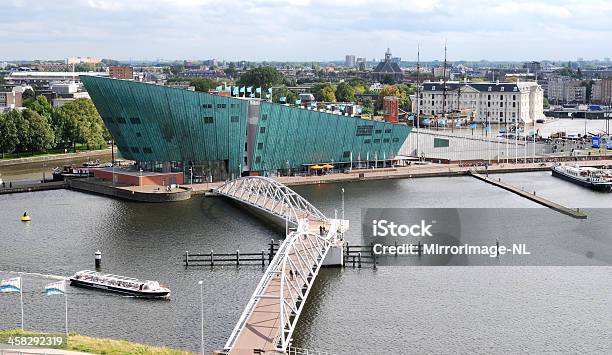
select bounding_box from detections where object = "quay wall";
[68,179,192,202]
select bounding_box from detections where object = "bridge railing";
[277,218,339,351]
[215,176,329,225]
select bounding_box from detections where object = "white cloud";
[1,0,611,61]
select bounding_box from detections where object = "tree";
[53,99,107,150]
[24,95,53,118]
[22,88,35,101]
[543,97,550,109]
[272,86,298,104]
[313,83,336,102]
[75,63,96,72]
[22,109,55,153]
[0,111,19,158]
[377,85,411,111]
[335,82,355,102]
[225,62,237,78]
[189,78,218,92]
[238,66,283,89]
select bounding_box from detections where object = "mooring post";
[496,240,500,257]
[269,239,275,263]
[95,250,102,269]
[261,250,265,267]
[371,243,377,270]
[358,252,362,268]
[185,250,188,267]
[236,250,240,266]
[210,250,214,268]
[352,255,355,268]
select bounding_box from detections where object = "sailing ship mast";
[416,44,421,158]
[442,40,448,127]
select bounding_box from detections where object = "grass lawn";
[0,330,195,355]
[1,144,111,160]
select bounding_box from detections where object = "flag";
[374,151,378,161]
[358,152,361,161]
[255,87,262,94]
[0,277,21,293]
[46,281,65,295]
[350,151,353,163]
[366,151,370,161]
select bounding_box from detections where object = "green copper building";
[82,76,411,182]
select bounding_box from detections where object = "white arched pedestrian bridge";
[215,177,347,354]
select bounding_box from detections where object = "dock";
[0,180,68,195]
[469,171,587,219]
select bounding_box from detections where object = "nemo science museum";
[81,76,411,182]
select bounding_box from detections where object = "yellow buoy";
[20,213,31,222]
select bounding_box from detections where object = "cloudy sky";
[2,0,611,62]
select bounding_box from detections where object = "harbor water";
[0,172,610,354]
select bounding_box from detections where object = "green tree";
[22,109,55,153]
[313,83,336,102]
[23,95,53,118]
[238,66,283,89]
[225,62,237,78]
[189,78,218,92]
[53,99,107,150]
[335,82,355,102]
[0,111,19,158]
[377,85,411,111]
[272,86,298,104]
[543,97,550,109]
[75,63,96,72]
[22,88,35,101]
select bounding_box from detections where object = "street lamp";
[198,280,204,355]
[341,188,345,237]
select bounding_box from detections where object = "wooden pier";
[183,240,280,267]
[0,180,67,195]
[470,171,587,219]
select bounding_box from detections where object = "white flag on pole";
[0,277,21,293]
[46,281,66,295]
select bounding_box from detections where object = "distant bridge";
[215,177,347,354]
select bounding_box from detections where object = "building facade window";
[204,116,214,123]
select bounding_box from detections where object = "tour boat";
[551,164,612,191]
[69,270,170,298]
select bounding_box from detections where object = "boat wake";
[0,270,67,280]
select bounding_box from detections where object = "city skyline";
[2,0,612,62]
